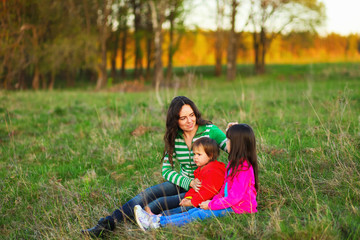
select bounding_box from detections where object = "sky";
[185,0,360,36]
[324,0,360,35]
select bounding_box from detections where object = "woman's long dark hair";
[163,96,211,167]
[226,124,259,191]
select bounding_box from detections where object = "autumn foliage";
[1,0,359,90]
[120,30,360,69]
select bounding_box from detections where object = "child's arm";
[208,167,254,210]
[179,198,193,207]
[199,200,211,210]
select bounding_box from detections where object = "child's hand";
[179,198,193,207]
[190,178,202,192]
[226,122,238,132]
[199,200,211,210]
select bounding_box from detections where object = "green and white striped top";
[162,124,227,190]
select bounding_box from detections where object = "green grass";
[1,63,360,239]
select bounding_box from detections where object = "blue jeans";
[160,207,234,227]
[111,181,190,222]
[161,205,194,216]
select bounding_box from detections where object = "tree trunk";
[110,57,116,83]
[214,0,225,77]
[259,27,266,74]
[121,30,127,78]
[95,0,112,90]
[32,65,40,90]
[214,30,223,76]
[48,71,55,90]
[253,31,262,74]
[166,13,174,85]
[96,33,108,89]
[253,27,266,75]
[226,0,238,81]
[110,32,119,83]
[30,26,40,90]
[41,73,47,89]
[146,6,153,80]
[149,0,166,106]
[132,0,143,79]
[146,32,153,80]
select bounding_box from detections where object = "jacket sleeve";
[184,188,196,198]
[210,180,225,202]
[162,153,193,190]
[190,167,225,207]
[209,125,228,152]
[208,167,253,210]
[185,168,200,198]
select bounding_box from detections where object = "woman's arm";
[162,153,193,190]
[209,125,227,152]
[226,122,238,132]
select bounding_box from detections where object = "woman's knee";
[141,182,175,198]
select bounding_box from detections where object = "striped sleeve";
[161,153,193,190]
[209,124,228,152]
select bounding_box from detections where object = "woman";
[82,96,228,237]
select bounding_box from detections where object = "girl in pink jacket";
[134,124,259,230]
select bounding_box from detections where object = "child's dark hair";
[192,137,219,162]
[226,124,259,191]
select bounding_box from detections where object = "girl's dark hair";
[192,137,219,162]
[226,124,259,191]
[163,96,211,167]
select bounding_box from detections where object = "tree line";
[172,31,360,65]
[1,0,325,90]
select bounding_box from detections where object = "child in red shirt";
[144,137,225,216]
[179,137,226,207]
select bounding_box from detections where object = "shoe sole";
[134,205,146,232]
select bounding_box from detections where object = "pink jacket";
[208,160,257,214]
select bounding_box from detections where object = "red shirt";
[184,160,226,207]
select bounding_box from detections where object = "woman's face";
[178,104,197,133]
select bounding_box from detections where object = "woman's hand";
[226,122,238,132]
[190,178,201,192]
[179,198,193,207]
[199,200,211,210]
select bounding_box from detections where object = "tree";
[144,4,154,80]
[214,0,226,77]
[249,0,325,74]
[0,0,98,90]
[95,0,113,90]
[165,0,185,84]
[108,0,130,83]
[131,0,145,79]
[0,1,46,90]
[149,0,168,106]
[226,0,239,81]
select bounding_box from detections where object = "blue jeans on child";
[160,207,234,227]
[110,181,192,222]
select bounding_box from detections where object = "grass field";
[1,63,360,239]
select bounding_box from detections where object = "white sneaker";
[134,205,160,231]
